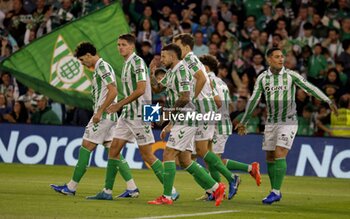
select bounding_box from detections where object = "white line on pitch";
[134,210,239,219]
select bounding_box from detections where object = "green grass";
[0,163,349,219]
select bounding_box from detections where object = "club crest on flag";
[50,35,92,93]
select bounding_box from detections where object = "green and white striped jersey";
[120,52,152,120]
[208,72,232,135]
[160,61,195,126]
[240,67,332,125]
[92,58,118,121]
[182,52,217,114]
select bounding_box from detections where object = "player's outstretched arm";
[289,70,338,116]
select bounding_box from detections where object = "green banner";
[0,2,129,110]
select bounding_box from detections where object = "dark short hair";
[342,39,350,51]
[199,55,219,73]
[339,95,350,108]
[141,41,152,47]
[181,22,191,30]
[303,22,313,30]
[118,33,136,45]
[155,68,166,77]
[75,42,96,58]
[173,33,194,50]
[161,43,182,60]
[266,47,281,57]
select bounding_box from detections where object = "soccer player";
[86,34,178,200]
[173,33,239,200]
[199,54,261,187]
[235,47,338,204]
[148,43,225,206]
[50,42,139,198]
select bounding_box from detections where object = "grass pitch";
[0,163,349,219]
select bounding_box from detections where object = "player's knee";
[141,153,156,164]
[179,158,191,168]
[195,147,206,157]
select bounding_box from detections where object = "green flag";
[0,2,129,109]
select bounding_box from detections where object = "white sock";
[210,183,219,193]
[272,189,280,195]
[163,195,172,200]
[248,165,252,172]
[126,179,137,190]
[172,187,176,194]
[67,180,78,191]
[103,188,112,195]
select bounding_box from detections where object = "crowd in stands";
[0,0,350,137]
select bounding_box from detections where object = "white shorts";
[195,122,215,141]
[262,124,298,151]
[83,118,116,145]
[113,117,155,146]
[166,125,196,152]
[212,131,229,154]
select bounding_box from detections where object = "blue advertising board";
[0,124,349,178]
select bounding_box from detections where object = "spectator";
[251,51,265,75]
[321,68,343,102]
[51,0,78,29]
[3,100,28,123]
[335,60,348,86]
[292,4,309,38]
[341,16,350,41]
[18,87,37,111]
[133,4,158,31]
[257,3,273,31]
[240,15,256,42]
[137,18,158,53]
[295,22,319,51]
[257,31,269,54]
[338,39,350,76]
[30,95,61,125]
[322,28,343,59]
[230,96,247,122]
[0,36,12,61]
[217,2,231,23]
[330,94,350,137]
[158,4,171,30]
[0,92,11,122]
[193,31,208,56]
[297,104,315,136]
[312,12,328,39]
[296,88,310,116]
[307,43,327,85]
[139,41,153,66]
[321,8,341,29]
[3,0,29,47]
[168,12,182,36]
[0,72,19,107]
[192,14,213,43]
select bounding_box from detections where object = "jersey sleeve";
[133,57,147,82]
[178,65,191,92]
[289,70,332,104]
[159,74,168,87]
[184,55,201,75]
[240,73,264,125]
[98,62,115,85]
